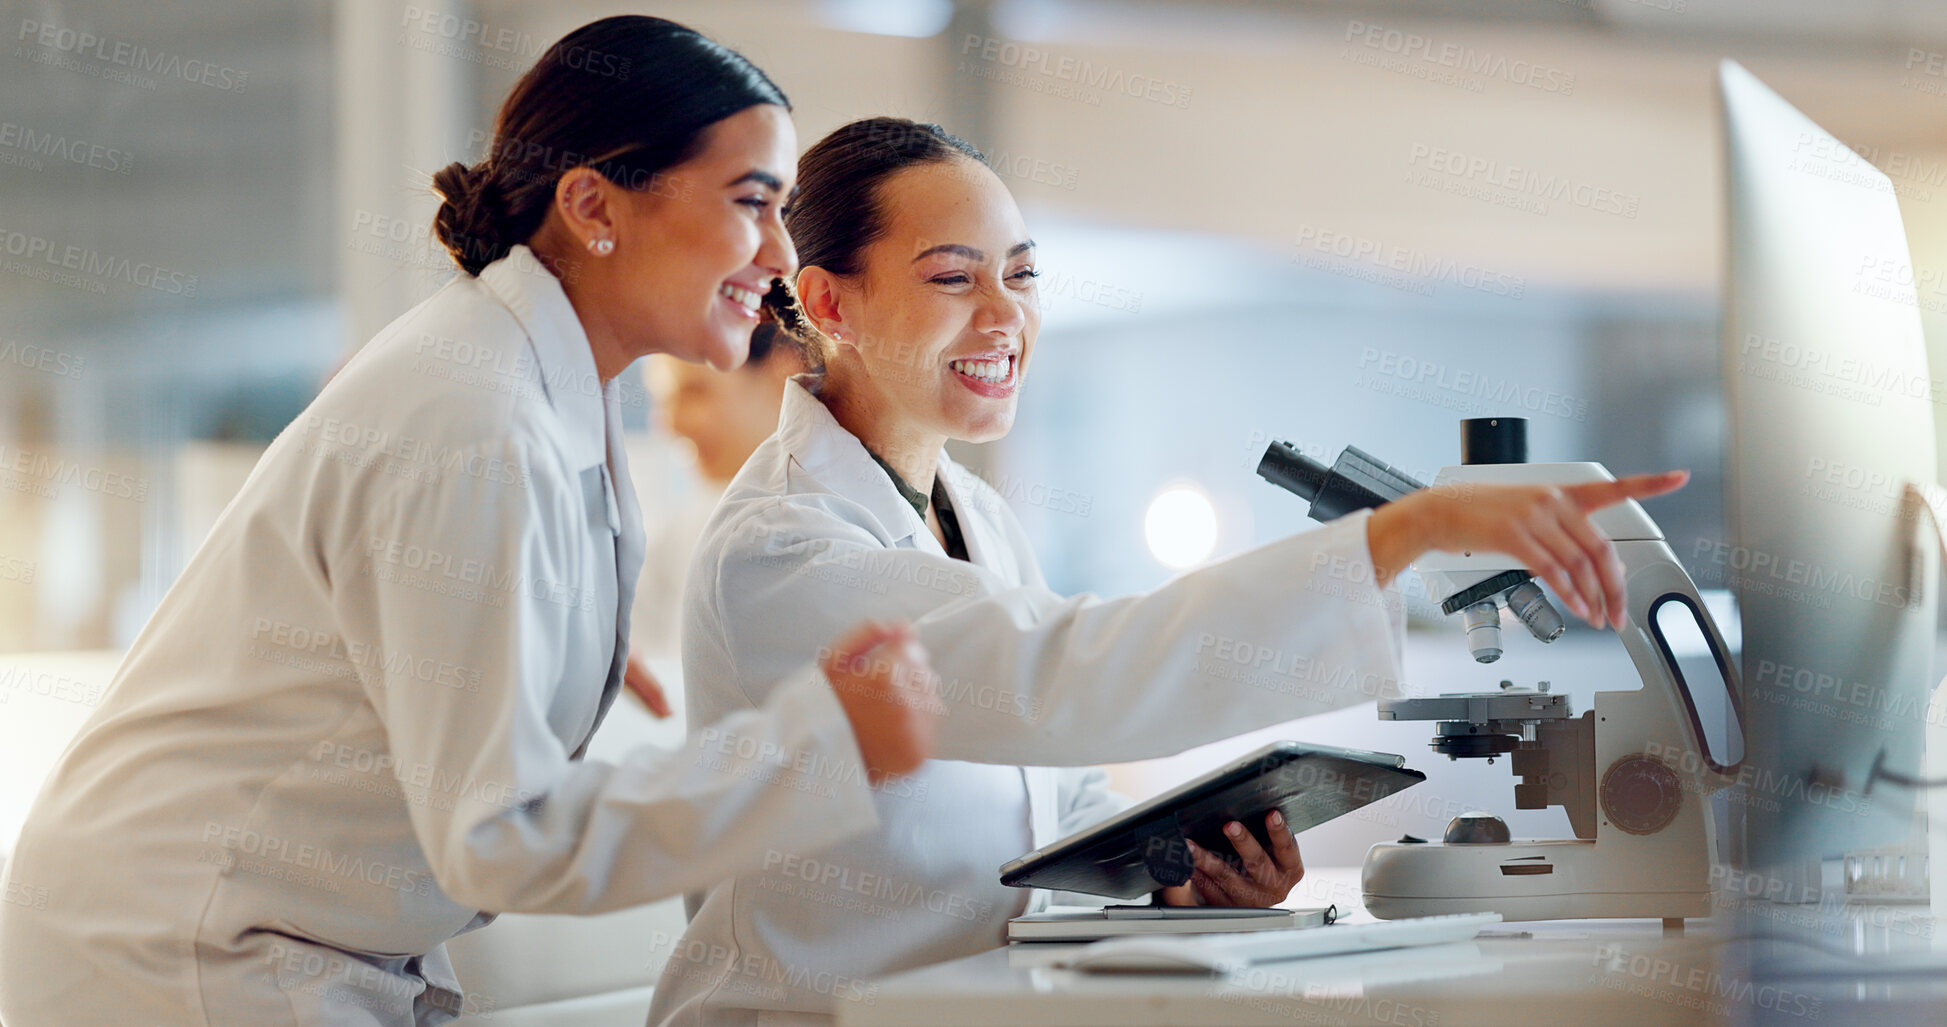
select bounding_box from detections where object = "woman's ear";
[553,167,618,250]
[796,267,848,343]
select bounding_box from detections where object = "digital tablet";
[998,741,1425,899]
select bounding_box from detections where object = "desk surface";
[837,868,1947,1027]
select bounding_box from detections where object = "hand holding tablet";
[999,741,1426,899]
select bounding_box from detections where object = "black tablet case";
[998,742,1426,899]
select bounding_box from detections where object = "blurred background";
[5,4,1947,1011]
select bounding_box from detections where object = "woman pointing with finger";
[652,116,1689,1026]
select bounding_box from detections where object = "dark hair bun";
[760,279,819,363]
[431,161,507,276]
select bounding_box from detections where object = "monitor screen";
[1718,59,1941,865]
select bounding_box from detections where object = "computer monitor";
[1718,59,1941,866]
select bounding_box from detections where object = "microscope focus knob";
[1600,754,1683,836]
[1443,812,1511,845]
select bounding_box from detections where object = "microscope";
[1259,418,1743,925]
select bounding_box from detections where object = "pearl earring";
[587,237,614,256]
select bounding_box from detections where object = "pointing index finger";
[1566,470,1689,512]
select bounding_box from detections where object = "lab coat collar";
[777,375,965,556]
[475,245,608,468]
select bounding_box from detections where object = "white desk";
[837,868,1946,1027]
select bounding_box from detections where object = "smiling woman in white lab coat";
[648,117,1692,1026]
[0,19,938,1027]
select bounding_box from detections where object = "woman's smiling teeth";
[949,356,1013,383]
[719,282,762,314]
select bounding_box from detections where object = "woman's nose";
[976,284,1028,337]
[760,216,797,280]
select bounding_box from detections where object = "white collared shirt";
[651,376,1408,1027]
[0,249,879,1027]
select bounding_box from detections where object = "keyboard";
[1061,912,1502,973]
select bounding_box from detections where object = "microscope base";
[1362,839,1712,923]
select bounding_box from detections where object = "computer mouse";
[1063,937,1232,974]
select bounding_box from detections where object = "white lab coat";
[0,248,880,1026]
[649,378,1408,1026]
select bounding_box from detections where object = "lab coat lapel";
[475,247,633,758]
[574,386,644,758]
[935,456,1003,574]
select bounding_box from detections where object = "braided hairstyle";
[762,118,986,370]
[432,15,789,276]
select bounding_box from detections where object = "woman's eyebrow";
[729,169,784,191]
[913,243,983,262]
[911,239,1036,262]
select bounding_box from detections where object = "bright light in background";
[818,0,953,38]
[1144,484,1218,568]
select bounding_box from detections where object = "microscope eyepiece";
[1460,417,1527,465]
[1257,441,1426,523]
[1256,441,1330,504]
